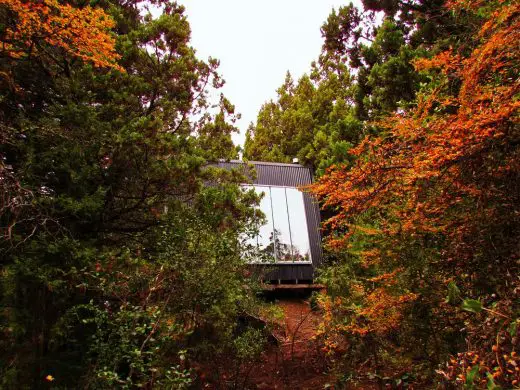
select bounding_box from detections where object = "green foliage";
[0,0,260,388]
[244,68,360,173]
[244,1,439,172]
[486,374,501,390]
[2,0,518,388]
[245,0,520,388]
[233,328,265,362]
[446,281,461,304]
[310,1,520,388]
[462,299,483,314]
[465,365,480,389]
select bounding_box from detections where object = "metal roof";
[216,160,313,188]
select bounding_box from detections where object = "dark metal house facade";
[217,160,323,283]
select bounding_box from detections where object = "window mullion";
[284,187,294,261]
[269,186,277,261]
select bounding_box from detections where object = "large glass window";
[285,188,311,262]
[244,185,312,263]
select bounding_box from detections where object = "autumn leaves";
[1,0,122,71]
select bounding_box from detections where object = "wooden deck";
[260,283,325,291]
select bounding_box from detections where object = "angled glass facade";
[245,185,311,263]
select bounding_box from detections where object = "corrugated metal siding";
[216,160,314,187]
[217,160,323,282]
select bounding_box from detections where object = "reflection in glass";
[242,186,274,262]
[270,187,292,261]
[286,188,311,262]
[255,186,273,253]
[243,185,312,263]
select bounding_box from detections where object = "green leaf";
[486,373,501,389]
[465,365,479,387]
[445,281,461,304]
[508,319,518,337]
[462,299,483,313]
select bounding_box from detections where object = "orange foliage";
[317,271,417,354]
[312,1,519,380]
[0,0,123,71]
[414,50,460,74]
[312,1,520,250]
[354,288,417,336]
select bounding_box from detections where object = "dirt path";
[200,297,380,389]
[248,298,333,389]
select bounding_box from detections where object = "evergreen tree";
[1,1,261,387]
[244,0,463,174]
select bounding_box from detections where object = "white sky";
[182,0,361,147]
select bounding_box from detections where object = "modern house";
[217,160,323,284]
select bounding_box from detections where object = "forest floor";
[246,298,379,390]
[247,298,332,389]
[201,295,381,389]
[246,297,386,390]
